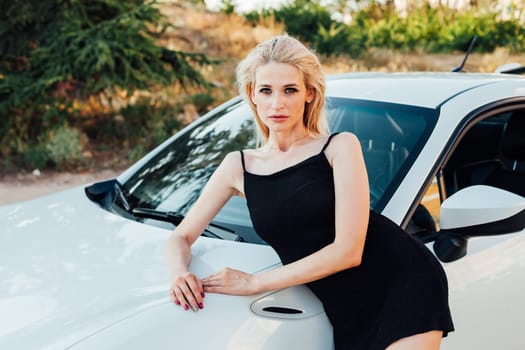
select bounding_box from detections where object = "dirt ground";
[0,169,123,206]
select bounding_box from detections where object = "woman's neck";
[265,130,312,152]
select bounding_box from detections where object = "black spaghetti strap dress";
[241,133,454,350]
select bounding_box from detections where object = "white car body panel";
[442,230,525,350]
[0,188,332,349]
[69,287,332,350]
[327,73,519,108]
[440,185,525,228]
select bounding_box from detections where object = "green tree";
[244,0,335,55]
[0,0,212,167]
[273,0,332,43]
[219,0,236,14]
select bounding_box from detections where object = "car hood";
[0,187,281,349]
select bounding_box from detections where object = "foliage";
[272,0,332,43]
[314,22,367,57]
[245,0,332,45]
[0,0,213,170]
[219,0,236,15]
[361,4,525,53]
[1,101,73,159]
[46,125,89,169]
[244,0,525,57]
[82,97,185,163]
[15,124,88,170]
[182,0,206,6]
[188,92,216,114]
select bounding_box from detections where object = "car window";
[123,102,256,212]
[442,109,525,197]
[328,98,437,210]
[406,179,441,235]
[409,108,525,236]
[121,98,437,243]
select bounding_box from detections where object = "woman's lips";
[268,115,288,121]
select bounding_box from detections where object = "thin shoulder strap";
[321,132,340,152]
[239,150,247,172]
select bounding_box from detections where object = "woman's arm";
[203,132,370,295]
[165,151,243,311]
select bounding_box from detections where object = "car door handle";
[262,306,303,314]
[251,285,325,319]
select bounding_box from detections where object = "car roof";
[326,72,525,109]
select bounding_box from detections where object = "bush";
[361,5,525,54]
[46,125,88,169]
[81,98,184,162]
[0,102,72,160]
[127,144,148,163]
[246,0,525,56]
[119,99,183,148]
[273,0,332,43]
[315,22,367,57]
[244,0,333,54]
[189,92,216,114]
[23,144,50,170]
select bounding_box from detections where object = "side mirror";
[433,185,525,262]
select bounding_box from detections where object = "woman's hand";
[169,271,205,312]
[202,267,259,296]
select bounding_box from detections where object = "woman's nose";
[270,93,284,109]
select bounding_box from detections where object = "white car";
[1,71,525,350]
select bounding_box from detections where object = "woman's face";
[251,62,313,135]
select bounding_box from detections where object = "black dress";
[241,133,454,350]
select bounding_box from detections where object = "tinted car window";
[328,98,437,209]
[121,98,437,243]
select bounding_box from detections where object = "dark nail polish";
[183,304,189,311]
[198,302,204,309]
[201,292,205,298]
[175,300,180,305]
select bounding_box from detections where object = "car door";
[407,106,525,349]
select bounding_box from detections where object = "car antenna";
[451,35,477,72]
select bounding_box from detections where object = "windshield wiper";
[114,182,132,212]
[132,207,243,242]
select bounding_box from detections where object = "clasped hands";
[169,267,258,312]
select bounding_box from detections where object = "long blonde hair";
[236,34,328,143]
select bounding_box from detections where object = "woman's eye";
[259,88,271,94]
[285,87,298,93]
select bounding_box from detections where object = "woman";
[165,35,454,349]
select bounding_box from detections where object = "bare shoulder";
[331,131,360,146]
[214,151,245,195]
[222,150,242,165]
[219,151,244,175]
[325,132,361,163]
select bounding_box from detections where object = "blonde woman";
[166,35,454,349]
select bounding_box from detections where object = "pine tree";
[0,0,212,160]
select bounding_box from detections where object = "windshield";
[121,98,437,243]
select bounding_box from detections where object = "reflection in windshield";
[122,98,437,243]
[123,102,256,214]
